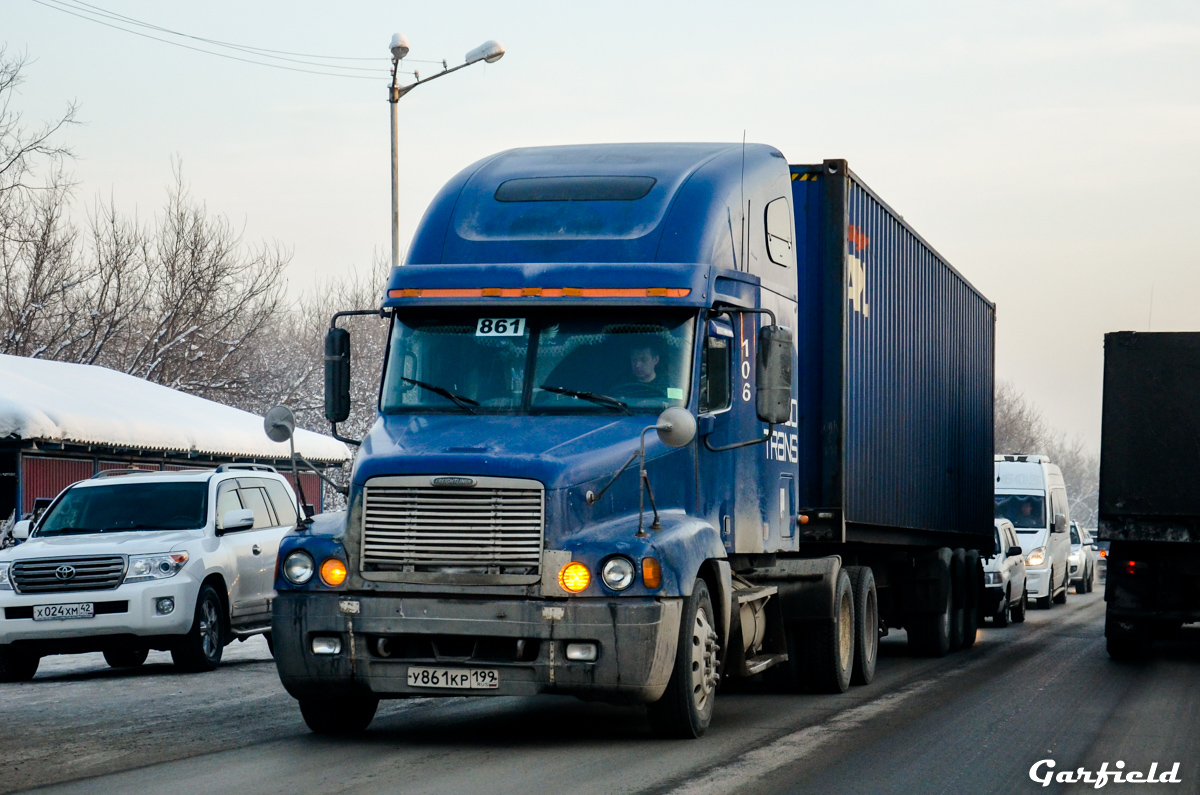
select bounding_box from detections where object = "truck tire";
[300,696,379,735]
[104,647,149,668]
[648,579,719,738]
[171,584,225,673]
[994,585,1010,628]
[907,552,951,658]
[0,647,39,682]
[801,568,854,693]
[946,549,966,651]
[845,566,877,686]
[962,550,981,649]
[1106,613,1150,661]
[1011,585,1027,623]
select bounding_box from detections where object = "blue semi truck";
[271,143,995,738]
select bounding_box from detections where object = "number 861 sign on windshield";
[476,318,526,336]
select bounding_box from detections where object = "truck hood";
[4,529,205,560]
[355,414,671,490]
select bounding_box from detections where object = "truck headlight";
[124,552,189,583]
[1026,547,1047,567]
[600,557,635,591]
[0,562,10,590]
[283,551,315,584]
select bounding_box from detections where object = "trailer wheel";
[1106,613,1150,662]
[907,552,951,658]
[845,566,877,686]
[801,568,855,693]
[0,647,39,682]
[1011,584,1027,623]
[948,549,966,652]
[648,579,719,738]
[299,696,379,735]
[962,550,981,649]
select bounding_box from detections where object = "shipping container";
[791,161,995,546]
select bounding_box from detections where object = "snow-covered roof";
[0,354,350,463]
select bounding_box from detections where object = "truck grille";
[362,478,544,575]
[12,556,126,594]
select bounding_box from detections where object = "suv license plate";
[407,666,499,690]
[33,603,95,621]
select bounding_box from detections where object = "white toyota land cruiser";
[0,464,303,681]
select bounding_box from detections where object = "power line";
[30,0,437,80]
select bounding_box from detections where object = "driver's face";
[630,348,659,383]
[1021,503,1033,516]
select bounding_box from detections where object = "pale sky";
[8,0,1200,449]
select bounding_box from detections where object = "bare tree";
[0,47,76,212]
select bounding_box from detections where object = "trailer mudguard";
[753,557,842,623]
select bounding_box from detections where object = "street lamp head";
[465,39,505,65]
[389,33,410,61]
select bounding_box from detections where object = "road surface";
[4,589,1198,794]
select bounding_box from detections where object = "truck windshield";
[37,482,209,536]
[381,308,695,415]
[994,494,1046,530]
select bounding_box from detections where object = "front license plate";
[33,603,94,621]
[407,666,499,689]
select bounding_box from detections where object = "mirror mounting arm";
[703,425,773,453]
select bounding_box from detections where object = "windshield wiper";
[401,377,479,413]
[539,385,631,414]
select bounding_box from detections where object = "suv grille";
[362,480,544,575]
[12,556,126,594]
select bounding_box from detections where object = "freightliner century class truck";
[1099,332,1200,660]
[271,143,996,738]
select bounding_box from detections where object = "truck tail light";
[1124,560,1149,575]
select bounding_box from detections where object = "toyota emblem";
[54,565,76,580]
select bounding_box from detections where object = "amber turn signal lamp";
[320,558,348,587]
[559,562,590,593]
[799,515,810,525]
[642,557,662,589]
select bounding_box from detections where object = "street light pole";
[387,34,505,270]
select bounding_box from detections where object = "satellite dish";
[264,405,296,443]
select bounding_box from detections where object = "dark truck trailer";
[271,144,995,738]
[1099,331,1200,658]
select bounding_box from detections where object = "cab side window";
[699,320,732,414]
[764,197,793,267]
[215,483,242,530]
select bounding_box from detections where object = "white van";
[993,455,1072,609]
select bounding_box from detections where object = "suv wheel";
[171,584,225,672]
[0,647,39,682]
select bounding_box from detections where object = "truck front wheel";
[299,696,379,735]
[648,579,719,739]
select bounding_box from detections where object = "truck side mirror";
[756,325,793,424]
[324,327,351,423]
[11,520,31,540]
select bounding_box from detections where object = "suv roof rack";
[214,463,279,474]
[91,469,159,479]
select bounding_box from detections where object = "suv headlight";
[0,562,10,590]
[124,552,189,584]
[1026,547,1047,567]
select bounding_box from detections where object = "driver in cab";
[612,343,667,398]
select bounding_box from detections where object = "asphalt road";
[4,587,1199,795]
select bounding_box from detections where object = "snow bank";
[0,355,350,462]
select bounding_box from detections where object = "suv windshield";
[37,482,209,536]
[381,308,695,415]
[994,494,1046,531]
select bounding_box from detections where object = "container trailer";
[270,143,996,737]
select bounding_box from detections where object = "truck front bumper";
[272,592,683,704]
